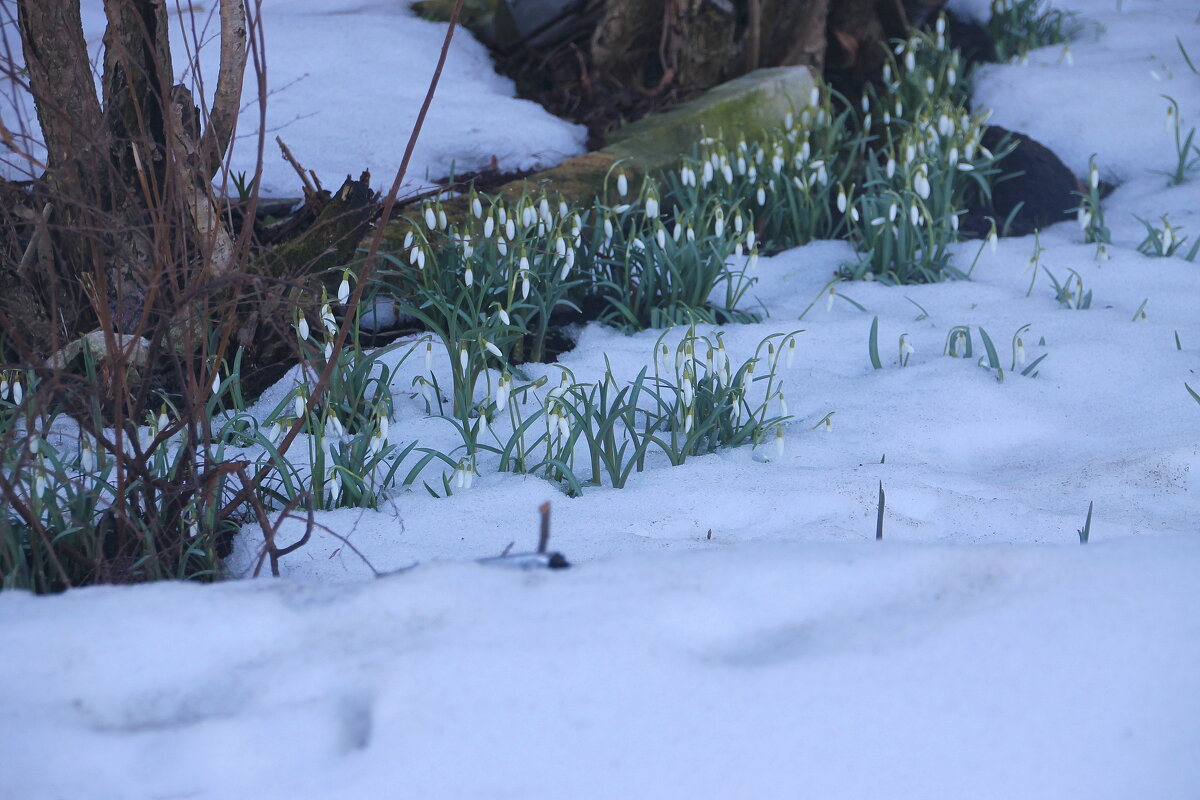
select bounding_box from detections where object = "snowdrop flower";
[438,210,447,230]
[505,217,516,241]
[734,213,744,233]
[1015,336,1026,365]
[687,226,696,242]
[293,390,307,419]
[746,230,756,250]
[748,249,759,271]
[211,371,221,395]
[757,186,767,206]
[861,94,870,113]
[883,110,892,126]
[1096,243,1110,261]
[337,273,351,305]
[464,266,474,287]
[471,196,483,219]
[328,412,345,439]
[684,411,694,434]
[775,427,785,459]
[1077,207,1092,230]
[495,374,511,414]
[812,160,828,185]
[956,162,975,172]
[521,272,531,300]
[539,197,552,223]
[656,226,666,248]
[987,226,998,253]
[156,406,169,433]
[737,156,747,175]
[560,201,569,218]
[947,67,957,86]
[895,99,904,118]
[483,214,495,238]
[297,316,310,342]
[459,347,469,372]
[646,193,660,219]
[886,158,896,179]
[850,206,860,222]
[617,172,628,197]
[900,334,914,360]
[714,210,725,238]
[826,285,837,312]
[882,64,892,83]
[721,162,733,183]
[603,216,613,241]
[888,202,898,222]
[786,337,796,369]
[324,341,334,360]
[404,230,414,249]
[905,50,915,71]
[703,160,715,184]
[778,392,788,416]
[497,238,508,256]
[321,303,337,335]
[926,76,935,94]
[785,111,794,130]
[483,339,502,359]
[555,236,567,258]
[948,146,959,167]
[914,171,931,198]
[521,204,535,228]
[1089,162,1100,190]
[562,249,575,280]
[424,206,437,229]
[425,341,434,373]
[837,187,847,213]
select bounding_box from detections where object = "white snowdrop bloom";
[560,258,571,282]
[603,217,613,240]
[809,86,821,107]
[1163,224,1175,249]
[425,341,434,373]
[746,230,756,250]
[950,212,959,231]
[617,172,628,197]
[211,371,221,395]
[423,206,437,229]
[459,348,469,372]
[778,392,788,416]
[681,373,694,407]
[910,204,920,226]
[814,162,828,185]
[464,267,474,287]
[472,196,483,219]
[565,247,576,268]
[505,217,516,240]
[883,64,892,83]
[871,216,887,227]
[771,153,784,174]
[734,213,745,234]
[737,156,747,175]
[498,206,508,225]
[714,216,725,238]
[646,195,660,219]
[462,234,475,259]
[775,427,785,459]
[483,339,502,359]
[672,221,683,241]
[560,201,569,218]
[497,238,508,256]
[1090,163,1100,189]
[539,197,552,225]
[680,166,692,187]
[1077,208,1092,229]
[683,411,694,434]
[455,463,466,489]
[748,250,758,271]
[786,337,796,368]
[748,164,758,182]
[553,236,566,258]
[905,144,917,165]
[321,304,337,334]
[522,205,536,227]
[987,227,998,253]
[947,67,957,86]
[900,334,914,357]
[293,392,306,419]
[926,76,935,94]
[850,206,860,222]
[409,245,421,265]
[417,248,426,269]
[735,242,744,257]
[721,162,733,183]
[948,146,959,166]
[864,112,873,129]
[156,407,169,432]
[785,111,794,130]
[904,50,915,71]
[323,341,334,360]
[521,272,531,300]
[915,172,931,199]
[687,226,696,242]
[297,317,310,342]
[895,99,904,117]
[518,253,530,274]
[483,214,495,238]
[495,375,511,413]
[328,412,345,440]
[438,209,447,230]
[883,110,892,126]
[656,226,666,248]
[757,186,767,205]
[956,162,975,171]
[888,202,898,222]
[826,285,836,312]
[837,188,847,213]
[886,158,896,178]
[936,15,946,34]
[404,230,415,249]
[631,237,646,251]
[1096,243,1110,261]
[702,160,715,184]
[1015,336,1026,365]
[861,94,871,113]
[337,276,351,305]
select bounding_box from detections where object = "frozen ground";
[2,1,1200,798]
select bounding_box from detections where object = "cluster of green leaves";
[987,0,1080,62]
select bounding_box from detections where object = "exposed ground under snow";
[2,2,1199,798]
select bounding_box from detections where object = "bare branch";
[200,0,248,179]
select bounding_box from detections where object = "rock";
[963,125,1082,238]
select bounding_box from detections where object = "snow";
[3,2,1200,798]
[0,0,587,195]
